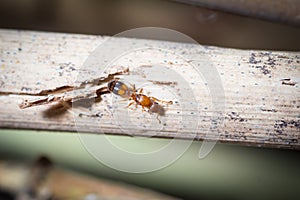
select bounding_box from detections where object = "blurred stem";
[172,0,300,26]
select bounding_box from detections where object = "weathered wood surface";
[0,29,299,149]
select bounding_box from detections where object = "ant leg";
[126,101,135,109]
[150,97,173,105]
[156,114,161,124]
[141,106,147,112]
[131,86,143,94]
[126,101,139,112]
[130,84,136,92]
[138,88,143,94]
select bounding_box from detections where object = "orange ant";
[107,80,173,122]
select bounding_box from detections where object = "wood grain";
[0,29,299,149]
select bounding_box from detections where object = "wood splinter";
[18,68,129,109]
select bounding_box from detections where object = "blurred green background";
[1,129,299,200]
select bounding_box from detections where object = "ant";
[107,80,173,123]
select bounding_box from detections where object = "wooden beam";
[0,29,299,149]
[172,0,300,26]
